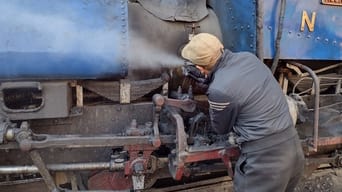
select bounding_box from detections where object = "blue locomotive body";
[0,1,341,191]
[211,0,341,60]
[0,0,128,80]
[0,0,340,80]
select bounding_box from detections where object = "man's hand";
[182,61,207,83]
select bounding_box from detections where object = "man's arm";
[208,89,238,134]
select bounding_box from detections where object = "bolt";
[152,94,165,107]
[131,119,138,128]
[145,122,152,128]
[19,139,32,152]
[5,128,14,141]
[111,154,120,159]
[115,158,125,163]
[134,162,144,172]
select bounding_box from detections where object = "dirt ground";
[1,169,342,192]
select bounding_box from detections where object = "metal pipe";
[0,162,124,174]
[256,0,264,60]
[29,150,58,192]
[271,0,287,74]
[288,62,320,152]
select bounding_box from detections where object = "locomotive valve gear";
[181,33,305,192]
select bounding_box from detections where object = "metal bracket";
[120,79,131,104]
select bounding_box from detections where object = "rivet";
[332,41,337,45]
[250,44,254,48]
[297,33,301,37]
[268,26,272,30]
[307,35,311,39]
[316,37,321,41]
[325,38,329,43]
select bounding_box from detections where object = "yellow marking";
[322,0,342,6]
[300,10,316,32]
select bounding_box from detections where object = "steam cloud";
[128,32,184,70]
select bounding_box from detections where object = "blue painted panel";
[0,0,128,80]
[263,0,342,60]
[209,0,257,54]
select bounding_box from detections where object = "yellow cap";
[181,33,223,68]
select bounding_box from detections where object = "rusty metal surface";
[153,94,196,112]
[88,171,132,191]
[316,137,342,146]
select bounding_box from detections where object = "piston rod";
[0,162,124,174]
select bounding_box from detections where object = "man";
[181,33,304,192]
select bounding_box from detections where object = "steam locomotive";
[0,0,341,191]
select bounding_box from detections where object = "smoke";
[128,32,184,70]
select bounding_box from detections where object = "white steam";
[128,32,184,70]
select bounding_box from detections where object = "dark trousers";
[234,128,305,192]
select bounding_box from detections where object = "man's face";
[196,65,210,76]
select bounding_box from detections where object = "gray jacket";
[207,49,293,144]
